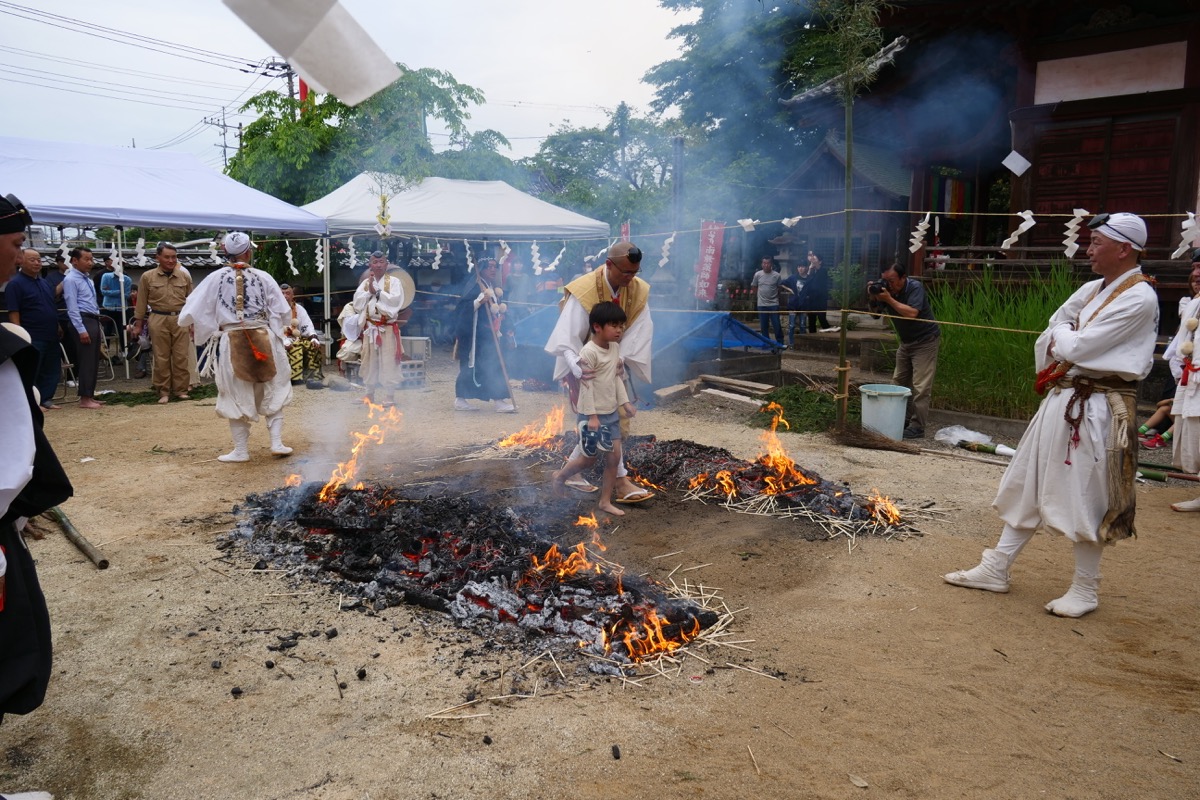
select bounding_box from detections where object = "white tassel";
[1001,210,1036,250]
[659,233,676,268]
[1171,212,1200,259]
[1063,209,1089,258]
[285,241,298,275]
[908,212,931,253]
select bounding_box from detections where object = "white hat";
[223,231,252,256]
[1090,213,1147,251]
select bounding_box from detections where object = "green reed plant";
[928,263,1079,419]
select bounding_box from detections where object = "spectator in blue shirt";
[6,248,62,409]
[63,247,104,409]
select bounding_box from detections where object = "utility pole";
[203,107,238,167]
[264,58,297,119]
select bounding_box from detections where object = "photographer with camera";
[868,262,940,439]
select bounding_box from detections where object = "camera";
[867,279,886,296]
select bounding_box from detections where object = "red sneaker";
[1140,433,1168,449]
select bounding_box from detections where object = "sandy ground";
[2,349,1198,800]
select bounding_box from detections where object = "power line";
[0,43,252,90]
[0,1,261,72]
[0,62,245,103]
[2,75,219,113]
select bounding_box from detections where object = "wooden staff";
[474,271,517,410]
[45,506,109,569]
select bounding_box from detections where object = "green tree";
[523,102,679,230]
[226,65,486,206]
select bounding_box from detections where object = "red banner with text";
[695,220,724,302]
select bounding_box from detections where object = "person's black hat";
[0,192,33,234]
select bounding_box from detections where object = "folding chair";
[54,341,77,402]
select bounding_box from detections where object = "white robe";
[1168,295,1200,472]
[544,287,653,384]
[351,273,406,389]
[993,268,1159,541]
[179,266,293,422]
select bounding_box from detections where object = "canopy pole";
[323,237,332,363]
[116,227,130,379]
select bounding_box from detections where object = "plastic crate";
[401,336,432,362]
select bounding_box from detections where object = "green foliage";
[829,262,867,308]
[753,383,861,432]
[227,67,488,206]
[929,264,1078,419]
[523,103,679,230]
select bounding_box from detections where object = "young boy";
[552,301,638,516]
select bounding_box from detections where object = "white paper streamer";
[737,218,759,232]
[781,216,802,228]
[374,192,391,238]
[1062,208,1089,258]
[659,232,676,268]
[1171,212,1200,259]
[544,244,566,274]
[314,239,326,274]
[529,242,540,272]
[431,240,442,270]
[908,212,931,253]
[1000,210,1036,251]
[57,241,70,266]
[285,240,298,275]
[209,239,222,264]
[109,244,123,277]
[464,240,474,272]
[346,235,357,270]
[135,237,147,267]
[499,239,512,265]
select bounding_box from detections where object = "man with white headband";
[944,212,1159,617]
[180,232,294,462]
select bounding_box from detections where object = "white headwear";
[1092,213,1147,251]
[223,231,252,256]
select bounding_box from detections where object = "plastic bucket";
[859,384,912,441]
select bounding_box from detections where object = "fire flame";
[498,405,564,448]
[575,513,599,529]
[714,470,737,498]
[317,401,403,502]
[865,489,902,525]
[603,606,701,661]
[755,402,817,494]
[284,474,302,487]
[521,541,602,585]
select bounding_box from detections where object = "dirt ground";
[2,349,1198,800]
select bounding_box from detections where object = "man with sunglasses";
[546,241,655,503]
[944,212,1159,618]
[0,193,74,763]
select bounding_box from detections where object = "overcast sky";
[2,0,694,171]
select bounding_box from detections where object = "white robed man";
[350,250,406,405]
[545,241,655,504]
[1165,282,1200,511]
[179,232,294,462]
[944,212,1159,617]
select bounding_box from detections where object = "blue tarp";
[512,306,780,388]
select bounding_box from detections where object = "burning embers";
[236,483,716,665]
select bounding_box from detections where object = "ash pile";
[231,482,718,670]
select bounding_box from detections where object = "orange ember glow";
[521,541,602,585]
[284,474,303,487]
[714,470,737,498]
[498,405,565,448]
[575,513,599,529]
[603,607,701,661]
[688,472,709,490]
[317,402,403,502]
[755,402,816,494]
[630,472,665,492]
[865,489,902,525]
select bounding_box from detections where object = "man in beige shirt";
[132,242,193,404]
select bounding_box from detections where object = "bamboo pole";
[474,269,517,410]
[45,506,109,569]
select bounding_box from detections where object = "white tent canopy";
[302,173,610,239]
[0,135,327,235]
